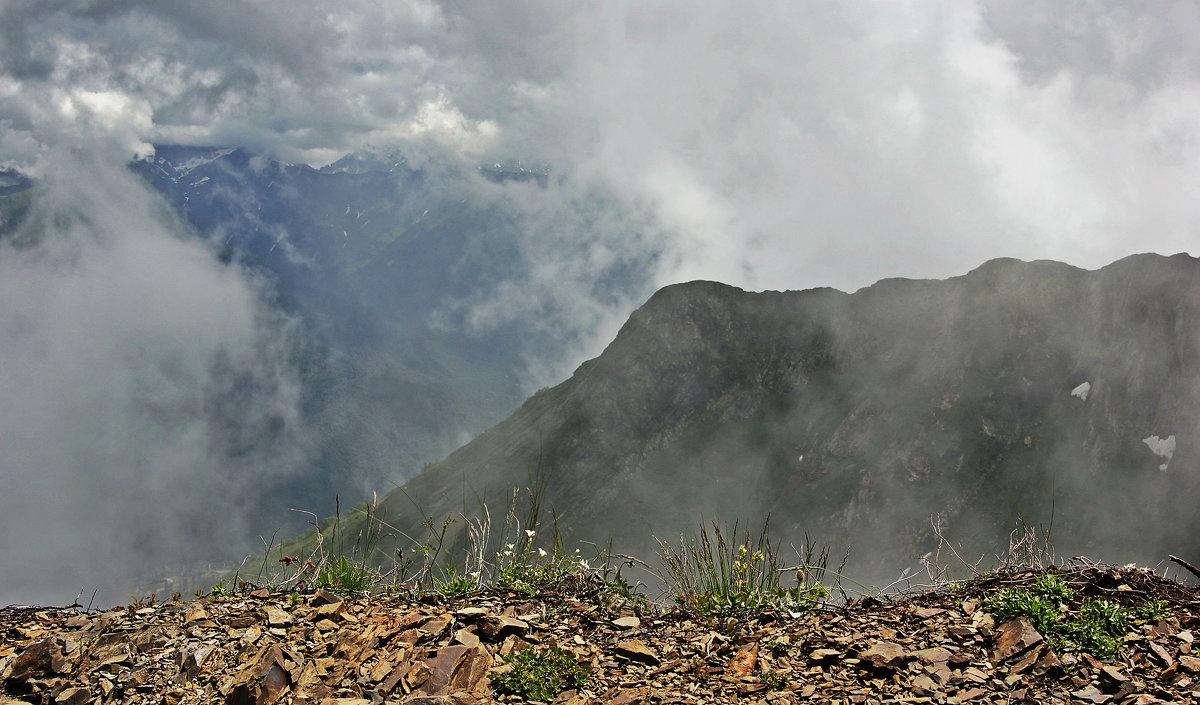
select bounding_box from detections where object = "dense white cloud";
[3,1,1196,290]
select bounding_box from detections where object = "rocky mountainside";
[3,566,1199,704]
[369,253,1200,586]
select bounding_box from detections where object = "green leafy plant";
[1031,573,1075,603]
[984,574,1132,659]
[657,519,828,618]
[1078,597,1131,636]
[985,587,1061,635]
[490,646,592,701]
[1063,599,1129,660]
[1136,599,1171,622]
[208,582,229,597]
[436,566,480,598]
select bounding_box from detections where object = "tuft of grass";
[316,556,375,594]
[657,519,828,618]
[490,646,592,701]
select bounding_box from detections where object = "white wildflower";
[538,548,548,557]
[525,529,536,538]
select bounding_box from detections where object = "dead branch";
[1168,554,1200,581]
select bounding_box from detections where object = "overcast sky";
[3,0,1198,293]
[3,1,1200,605]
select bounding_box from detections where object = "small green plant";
[984,574,1133,659]
[986,574,1073,635]
[985,588,1060,634]
[437,566,480,597]
[1063,599,1128,660]
[208,582,229,597]
[490,646,592,701]
[760,670,789,691]
[1078,598,1131,636]
[125,593,157,617]
[1136,599,1171,622]
[657,519,828,618]
[1031,573,1075,603]
[317,556,375,594]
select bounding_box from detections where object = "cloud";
[0,151,308,606]
[5,2,1197,290]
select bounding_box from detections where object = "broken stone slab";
[991,617,1043,663]
[224,645,296,705]
[857,640,908,670]
[414,645,491,697]
[1071,685,1111,703]
[911,646,953,664]
[181,645,216,680]
[608,686,650,705]
[264,607,293,628]
[611,616,641,630]
[808,648,841,662]
[924,661,953,686]
[723,643,757,679]
[452,627,481,648]
[475,615,528,640]
[310,589,341,607]
[52,687,92,705]
[3,639,57,684]
[948,686,988,703]
[614,640,660,666]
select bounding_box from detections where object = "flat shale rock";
[992,616,1044,662]
[3,566,1200,704]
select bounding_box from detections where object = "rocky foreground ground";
[3,566,1199,705]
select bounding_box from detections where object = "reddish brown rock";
[615,639,660,665]
[992,616,1043,662]
[416,645,491,696]
[475,615,528,640]
[723,643,757,679]
[858,640,907,670]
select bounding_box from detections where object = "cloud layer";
[4,1,1197,292]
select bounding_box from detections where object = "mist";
[3,2,1200,603]
[0,152,308,606]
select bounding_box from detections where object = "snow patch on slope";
[1143,435,1176,471]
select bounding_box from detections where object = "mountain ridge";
[370,252,1200,586]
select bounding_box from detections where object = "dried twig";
[1169,554,1200,581]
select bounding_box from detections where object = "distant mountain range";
[371,253,1200,585]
